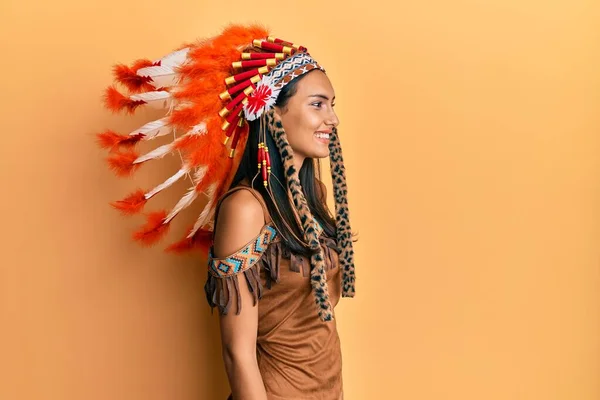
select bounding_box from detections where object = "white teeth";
[315,133,330,139]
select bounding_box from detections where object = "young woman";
[96,24,356,400]
[209,68,345,399]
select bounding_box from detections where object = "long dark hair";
[229,70,336,257]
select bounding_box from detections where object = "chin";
[309,149,330,159]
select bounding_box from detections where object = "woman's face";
[274,70,339,162]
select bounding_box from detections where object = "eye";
[311,101,323,108]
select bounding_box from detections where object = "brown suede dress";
[205,184,343,400]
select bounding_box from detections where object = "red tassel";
[96,130,145,151]
[106,149,140,177]
[221,76,253,100]
[233,59,277,69]
[104,86,146,114]
[261,160,268,184]
[257,143,264,169]
[110,189,147,215]
[230,124,242,152]
[253,40,294,54]
[225,102,245,125]
[224,87,253,112]
[241,52,285,60]
[267,37,307,52]
[265,146,271,170]
[224,120,237,139]
[225,67,268,85]
[133,210,170,246]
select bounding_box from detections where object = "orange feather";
[110,189,147,215]
[133,210,170,246]
[168,98,221,129]
[96,130,144,151]
[213,24,268,49]
[106,149,140,177]
[177,58,222,80]
[172,72,227,102]
[104,86,146,114]
[112,59,155,93]
[188,117,226,167]
[165,228,212,254]
[172,133,205,152]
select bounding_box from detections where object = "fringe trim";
[204,264,263,316]
[204,235,339,316]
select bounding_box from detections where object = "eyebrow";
[308,94,336,101]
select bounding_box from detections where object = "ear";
[273,105,284,119]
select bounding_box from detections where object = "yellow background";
[2,0,599,399]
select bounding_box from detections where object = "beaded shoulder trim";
[208,225,278,278]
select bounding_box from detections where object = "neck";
[293,155,305,175]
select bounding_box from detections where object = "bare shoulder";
[213,189,266,258]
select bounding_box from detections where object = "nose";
[326,108,339,128]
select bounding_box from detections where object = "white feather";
[189,121,207,135]
[187,183,218,238]
[163,165,208,223]
[193,165,208,182]
[130,91,172,109]
[129,118,172,140]
[155,48,190,68]
[136,66,180,88]
[164,186,198,224]
[133,142,173,164]
[144,167,188,199]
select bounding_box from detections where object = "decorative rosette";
[243,75,280,121]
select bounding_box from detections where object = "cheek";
[283,109,320,139]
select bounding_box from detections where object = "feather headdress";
[96,24,355,320]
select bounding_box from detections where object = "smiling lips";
[315,131,331,143]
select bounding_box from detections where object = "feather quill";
[129,91,172,109]
[187,183,218,238]
[135,66,180,88]
[164,186,198,224]
[130,118,172,140]
[145,167,189,199]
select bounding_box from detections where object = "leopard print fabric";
[329,128,356,297]
[266,110,334,322]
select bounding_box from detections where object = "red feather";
[110,189,147,215]
[106,149,140,177]
[133,210,170,246]
[104,86,146,114]
[96,130,144,151]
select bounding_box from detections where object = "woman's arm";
[213,191,268,400]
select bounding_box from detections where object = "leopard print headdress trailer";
[96,24,355,321]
